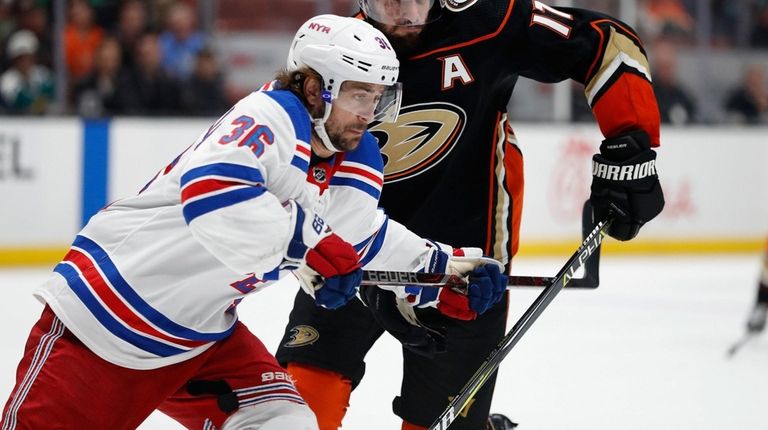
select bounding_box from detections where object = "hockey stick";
[361,201,603,291]
[361,270,572,290]
[726,332,757,358]
[428,217,612,430]
[579,200,601,288]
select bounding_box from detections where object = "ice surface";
[1,255,765,429]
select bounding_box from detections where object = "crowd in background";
[637,0,768,124]
[0,0,229,117]
[0,0,766,124]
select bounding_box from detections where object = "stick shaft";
[428,219,611,430]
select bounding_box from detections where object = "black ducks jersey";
[366,0,660,265]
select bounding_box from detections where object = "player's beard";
[326,124,365,152]
[309,103,364,152]
[371,22,425,57]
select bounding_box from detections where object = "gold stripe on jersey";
[585,26,651,106]
[489,113,523,266]
[490,113,511,265]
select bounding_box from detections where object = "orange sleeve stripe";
[591,73,660,147]
[503,145,524,258]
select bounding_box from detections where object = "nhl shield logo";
[312,166,327,183]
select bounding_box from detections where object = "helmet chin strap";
[312,100,341,153]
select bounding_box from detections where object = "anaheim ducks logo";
[369,102,466,183]
[283,325,319,347]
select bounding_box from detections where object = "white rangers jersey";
[35,89,431,370]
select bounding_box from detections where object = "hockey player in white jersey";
[2,14,506,430]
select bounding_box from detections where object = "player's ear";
[303,76,323,113]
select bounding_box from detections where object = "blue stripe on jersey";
[69,235,236,342]
[180,163,265,188]
[290,155,309,172]
[329,132,383,199]
[263,90,312,144]
[285,204,308,261]
[182,186,266,224]
[357,216,389,267]
[329,177,381,200]
[54,262,188,357]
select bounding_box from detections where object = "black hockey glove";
[590,130,665,241]
[359,286,447,358]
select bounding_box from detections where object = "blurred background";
[0,0,766,122]
[0,1,766,428]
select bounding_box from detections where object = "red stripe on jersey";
[181,179,248,203]
[337,165,384,186]
[592,73,660,147]
[296,144,311,157]
[64,249,207,349]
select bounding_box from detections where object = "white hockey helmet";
[287,15,402,151]
[358,0,446,27]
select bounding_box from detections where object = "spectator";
[751,4,768,48]
[158,2,205,80]
[0,2,17,69]
[179,48,227,116]
[0,29,54,114]
[113,0,148,71]
[710,0,741,47]
[119,32,179,115]
[639,0,695,43]
[17,5,52,68]
[88,0,122,30]
[73,37,126,117]
[64,0,105,82]
[651,42,697,124]
[724,63,768,124]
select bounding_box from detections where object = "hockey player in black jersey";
[276,1,664,429]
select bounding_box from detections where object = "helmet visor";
[360,0,442,27]
[331,81,402,123]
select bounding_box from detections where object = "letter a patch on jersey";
[439,54,474,90]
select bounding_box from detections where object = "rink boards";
[0,117,765,265]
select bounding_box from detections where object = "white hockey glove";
[406,243,507,321]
